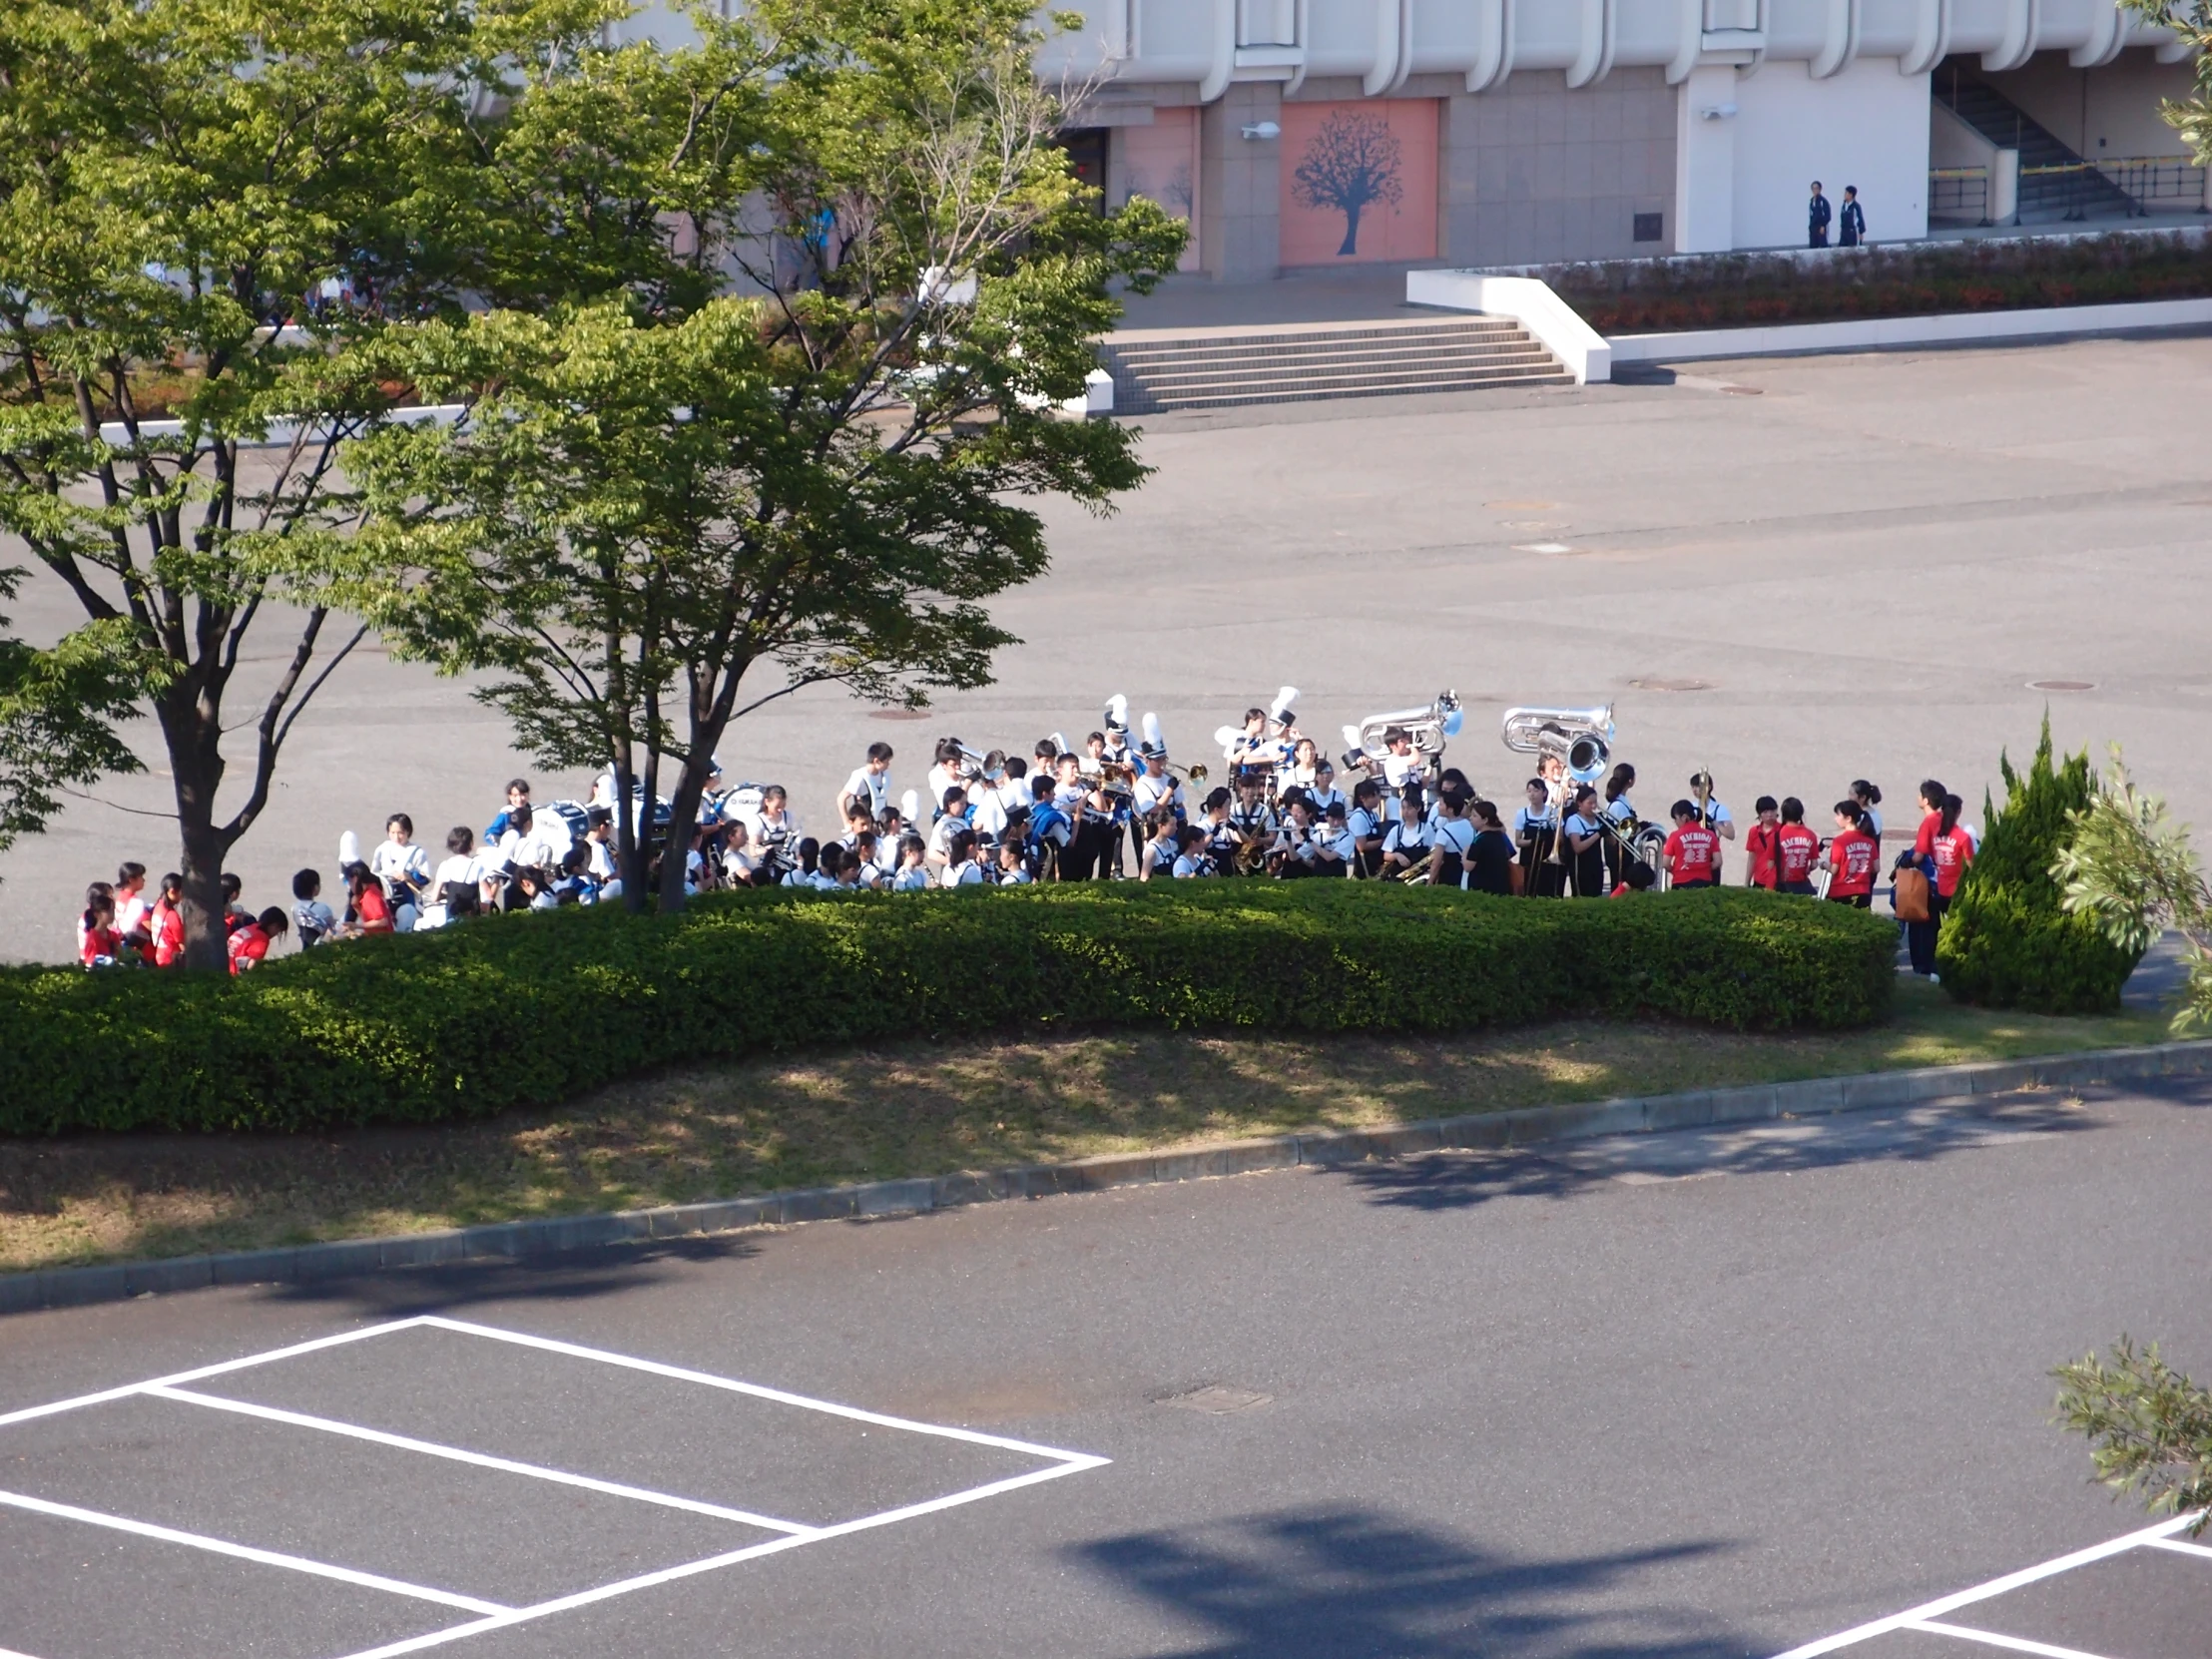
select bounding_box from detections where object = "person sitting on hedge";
[227,906,290,972]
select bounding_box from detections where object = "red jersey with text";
[1663,824,1719,884]
[1931,826,1975,897]
[1776,824,1821,884]
[1828,829,1878,897]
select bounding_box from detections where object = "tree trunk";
[657,762,710,916]
[160,688,233,972]
[1338,200,1364,258]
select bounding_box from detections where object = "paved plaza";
[4,1076,2210,1658]
[6,333,2212,958]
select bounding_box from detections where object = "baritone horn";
[1500,704,1615,786]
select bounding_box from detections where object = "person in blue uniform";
[1808,181,1832,248]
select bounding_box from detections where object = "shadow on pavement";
[1344,1089,2143,1215]
[259,1232,763,1318]
[1073,1504,1748,1659]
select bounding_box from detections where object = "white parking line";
[1772,1513,2203,1658]
[416,1316,1097,1463]
[0,1487,509,1616]
[2144,1533,2212,1560]
[146,1384,819,1536]
[1907,1620,2117,1659]
[323,1454,1111,1659]
[0,1318,429,1429]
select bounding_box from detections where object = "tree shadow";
[258,1232,764,1319]
[1072,1503,1751,1659]
[1342,1081,2200,1215]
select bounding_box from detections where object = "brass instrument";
[1341,691,1462,775]
[1390,849,1433,883]
[1500,705,1614,786]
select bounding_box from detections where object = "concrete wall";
[1731,59,1933,248]
[1976,48,2198,161]
[1438,69,1677,269]
[1200,83,1284,279]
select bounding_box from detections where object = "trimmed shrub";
[3,883,1896,1136]
[1538,233,2212,332]
[1938,720,2142,1014]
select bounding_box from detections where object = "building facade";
[617,1,2204,278]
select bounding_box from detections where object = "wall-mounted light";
[1241,121,1281,141]
[1696,104,1739,121]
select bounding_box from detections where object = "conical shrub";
[1936,716,2142,1012]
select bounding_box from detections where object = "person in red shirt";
[1774,798,1821,894]
[147,872,187,966]
[79,892,123,968]
[342,862,395,936]
[1743,796,1781,889]
[228,906,291,973]
[1903,779,1949,974]
[1827,802,1879,906]
[1928,792,1974,961]
[1662,800,1720,888]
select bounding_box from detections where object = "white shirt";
[892,863,932,891]
[942,859,986,887]
[840,766,893,819]
[1512,806,1555,838]
[1348,806,1382,842]
[995,864,1034,885]
[1132,770,1183,819]
[371,838,432,890]
[1432,818,1478,861]
[1171,851,1210,877]
[970,788,1011,839]
[499,816,571,871]
[926,763,966,814]
[585,837,617,880]
[115,892,150,936]
[926,811,970,862]
[1305,786,1346,819]
[1383,819,1429,856]
[432,852,487,891]
[1382,752,1425,791]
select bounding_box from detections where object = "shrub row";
[5,883,1898,1136]
[1540,232,2212,332]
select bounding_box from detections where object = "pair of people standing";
[1808,182,1867,248]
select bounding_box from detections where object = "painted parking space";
[0,1317,1107,1659]
[1776,1514,2212,1659]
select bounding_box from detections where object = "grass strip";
[0,979,2170,1276]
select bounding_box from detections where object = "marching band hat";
[1269,685,1299,725]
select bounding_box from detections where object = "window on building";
[1238,0,1296,48]
[1633,212,1664,243]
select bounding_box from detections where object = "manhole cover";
[1628,677,1715,693]
[869,708,932,721]
[1486,498,1558,511]
[2027,680,2095,693]
[1720,384,1763,395]
[1157,1384,1273,1414]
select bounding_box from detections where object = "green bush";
[1938,719,2143,1014]
[2,883,1896,1136]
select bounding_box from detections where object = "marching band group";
[75,685,1980,974]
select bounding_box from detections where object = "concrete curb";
[8,1039,2210,1317]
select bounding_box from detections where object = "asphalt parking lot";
[7,332,2212,958]
[5,1077,2209,1658]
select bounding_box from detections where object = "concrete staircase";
[1101,315,1571,414]
[1936,70,2137,222]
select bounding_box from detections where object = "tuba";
[1500,705,1615,786]
[1344,691,1462,771]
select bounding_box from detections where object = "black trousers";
[1907,890,1949,975]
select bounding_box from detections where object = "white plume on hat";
[1141,711,1165,757]
[1270,685,1299,723]
[1103,693,1130,734]
[338,829,361,867]
[1050,730,1070,757]
[899,789,920,824]
[1341,723,1366,755]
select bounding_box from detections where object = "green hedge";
[5,883,1897,1135]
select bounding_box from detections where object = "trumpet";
[1500,704,1614,786]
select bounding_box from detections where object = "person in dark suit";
[1809,181,1833,248]
[1839,185,1866,248]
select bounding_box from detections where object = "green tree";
[1936,716,2142,1013]
[0,0,767,964]
[0,578,146,868]
[2125,3,2212,161]
[349,1,1185,911]
[2054,1339,2212,1536]
[2052,748,2212,1033]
